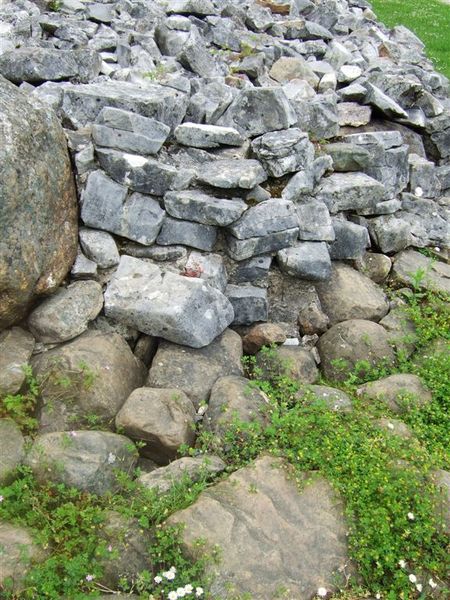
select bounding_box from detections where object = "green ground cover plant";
[370,0,450,78]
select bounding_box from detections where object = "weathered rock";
[227,228,300,261]
[277,242,331,281]
[156,216,218,251]
[318,319,396,382]
[178,28,219,77]
[354,253,392,284]
[270,56,319,88]
[0,419,25,485]
[0,76,78,329]
[227,199,298,240]
[164,190,247,227]
[296,200,335,242]
[25,431,138,494]
[242,323,287,354]
[329,219,369,260]
[315,172,385,214]
[0,523,46,593]
[368,215,412,254]
[147,329,243,408]
[231,255,272,285]
[0,48,101,83]
[255,345,319,385]
[325,142,372,172]
[375,418,414,439]
[138,455,225,493]
[364,82,408,119]
[27,281,104,343]
[295,385,353,412]
[167,0,217,15]
[337,102,371,127]
[168,456,351,599]
[357,374,432,413]
[197,159,267,190]
[105,256,234,347]
[79,228,120,269]
[432,469,450,535]
[217,88,297,136]
[115,387,196,464]
[204,375,269,440]
[175,123,243,148]
[379,307,417,358]
[32,330,146,433]
[316,263,389,326]
[292,92,340,140]
[97,511,154,589]
[225,284,268,325]
[392,249,450,294]
[184,252,227,292]
[251,128,314,178]
[0,327,35,396]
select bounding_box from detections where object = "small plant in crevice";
[0,365,39,433]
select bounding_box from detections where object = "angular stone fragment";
[96,149,195,196]
[277,242,331,281]
[139,456,225,493]
[62,81,188,129]
[147,329,243,408]
[217,88,297,136]
[408,153,441,199]
[93,107,170,155]
[227,228,300,261]
[0,419,25,485]
[197,159,267,190]
[71,251,98,280]
[225,284,268,325]
[316,172,385,214]
[368,216,412,254]
[184,252,227,292]
[25,431,138,495]
[392,250,450,294]
[157,217,217,251]
[364,82,408,119]
[0,48,101,83]
[242,323,287,354]
[354,253,392,284]
[115,387,196,464]
[179,28,219,77]
[167,0,217,15]
[251,128,314,177]
[164,191,247,226]
[296,200,335,242]
[329,219,369,260]
[290,92,339,140]
[228,199,298,240]
[316,263,389,326]
[168,457,351,599]
[337,102,371,127]
[357,374,432,413]
[325,142,372,172]
[32,330,145,433]
[318,319,395,381]
[0,327,35,396]
[175,123,243,148]
[104,256,234,348]
[231,255,272,285]
[79,228,120,269]
[27,281,103,343]
[269,56,319,88]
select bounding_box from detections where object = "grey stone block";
[164,190,247,226]
[157,217,217,251]
[225,285,268,325]
[277,242,331,281]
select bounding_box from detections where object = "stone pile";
[1,0,450,596]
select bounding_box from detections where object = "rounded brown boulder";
[0,75,78,330]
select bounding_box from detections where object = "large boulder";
[168,456,351,599]
[356,374,432,413]
[0,76,78,330]
[32,330,146,433]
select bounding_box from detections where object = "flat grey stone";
[0,327,35,396]
[96,149,195,196]
[164,190,247,226]
[104,256,234,348]
[289,92,339,140]
[325,142,372,172]
[168,456,351,599]
[364,82,408,119]
[178,28,219,77]
[277,242,331,281]
[79,228,119,268]
[227,228,300,261]
[337,102,371,127]
[27,280,104,343]
[392,249,450,294]
[25,431,138,495]
[197,159,267,190]
[368,216,412,254]
[357,374,432,413]
[115,387,196,464]
[217,88,297,136]
[167,0,217,15]
[251,128,315,177]
[71,251,98,280]
[139,456,225,493]
[157,216,217,251]
[62,81,188,129]
[87,3,114,23]
[175,123,243,148]
[231,255,272,284]
[227,199,298,240]
[296,200,335,242]
[329,219,369,260]
[184,251,228,291]
[316,172,385,214]
[270,56,320,88]
[0,419,25,485]
[81,171,166,245]
[225,284,268,325]
[295,385,353,412]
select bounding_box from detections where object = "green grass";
[370,0,450,78]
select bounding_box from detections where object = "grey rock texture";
[277,242,331,281]
[225,284,268,325]
[157,217,218,251]
[357,374,432,413]
[197,159,267,190]
[0,327,35,396]
[25,431,138,494]
[0,419,25,485]
[168,456,351,599]
[392,249,450,294]
[316,172,385,214]
[104,256,234,347]
[175,123,244,148]
[0,76,78,330]
[0,523,46,593]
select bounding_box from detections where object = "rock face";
[0,327,35,396]
[0,76,78,330]
[0,522,46,593]
[357,374,432,413]
[168,456,351,599]
[0,419,25,485]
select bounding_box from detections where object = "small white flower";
[85,574,95,582]
[407,512,415,521]
[69,431,77,437]
[107,544,112,552]
[398,559,406,568]
[409,574,417,583]
[387,422,395,430]
[415,186,423,197]
[177,588,186,597]
[429,578,437,589]
[164,571,176,581]
[0,495,4,503]
[170,566,177,573]
[195,588,204,597]
[107,452,116,464]
[154,575,162,584]
[317,588,328,598]
[434,247,441,252]
[376,594,381,599]
[184,585,193,594]
[168,592,178,600]
[416,583,423,592]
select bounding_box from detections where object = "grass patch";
[370,0,450,78]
